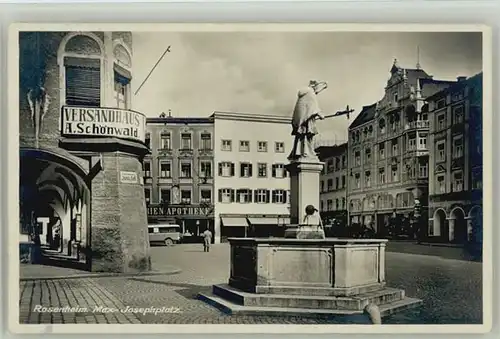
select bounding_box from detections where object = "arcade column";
[89,141,151,273]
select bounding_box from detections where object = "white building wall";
[213,112,291,243]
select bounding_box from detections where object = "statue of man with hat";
[288,79,328,161]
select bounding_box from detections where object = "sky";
[130,31,483,142]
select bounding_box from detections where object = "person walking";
[202,228,213,252]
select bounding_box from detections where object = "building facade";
[347,59,458,237]
[317,143,348,227]
[144,115,215,242]
[427,73,482,245]
[19,31,151,272]
[212,112,291,243]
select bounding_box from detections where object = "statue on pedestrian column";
[288,80,327,161]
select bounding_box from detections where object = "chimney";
[457,76,467,82]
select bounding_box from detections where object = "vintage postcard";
[7,23,492,334]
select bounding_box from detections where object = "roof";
[146,117,213,124]
[316,142,348,160]
[418,78,457,98]
[210,111,291,124]
[426,72,483,101]
[349,103,377,129]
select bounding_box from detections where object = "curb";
[20,267,182,281]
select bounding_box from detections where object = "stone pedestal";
[199,238,422,321]
[285,160,324,225]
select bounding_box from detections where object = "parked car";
[148,224,181,246]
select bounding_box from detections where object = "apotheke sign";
[61,106,146,143]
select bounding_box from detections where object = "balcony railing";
[404,120,430,131]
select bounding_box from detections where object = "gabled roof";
[349,103,377,130]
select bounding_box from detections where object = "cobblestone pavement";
[19,243,483,324]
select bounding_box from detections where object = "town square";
[14,27,485,327]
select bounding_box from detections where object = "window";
[391,165,399,182]
[392,140,399,156]
[275,142,285,153]
[335,199,340,210]
[114,75,129,109]
[393,92,399,103]
[160,189,171,203]
[218,162,235,177]
[453,106,464,124]
[419,162,428,178]
[180,189,191,204]
[240,163,253,177]
[327,179,333,191]
[200,133,212,150]
[64,56,101,107]
[254,189,270,203]
[437,114,446,130]
[437,174,446,193]
[236,189,252,203]
[453,136,464,158]
[159,161,171,178]
[472,168,482,189]
[418,133,427,150]
[272,189,287,204]
[355,173,361,189]
[257,163,267,178]
[143,161,151,177]
[342,198,346,209]
[452,171,463,192]
[355,151,361,166]
[408,136,416,150]
[181,133,192,150]
[145,133,151,148]
[321,180,325,192]
[436,98,446,109]
[342,155,347,168]
[180,162,192,178]
[200,189,212,204]
[257,141,268,152]
[379,168,386,184]
[327,200,333,211]
[335,177,340,190]
[320,200,324,211]
[436,140,446,162]
[342,175,346,188]
[379,119,386,134]
[272,164,286,178]
[335,158,341,171]
[160,132,171,149]
[379,143,385,160]
[221,139,232,151]
[365,171,371,188]
[365,148,371,163]
[200,161,212,178]
[239,140,250,152]
[218,188,234,203]
[327,159,334,172]
[144,188,151,204]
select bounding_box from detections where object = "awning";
[221,217,249,227]
[247,217,279,225]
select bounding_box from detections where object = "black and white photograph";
[8,23,491,332]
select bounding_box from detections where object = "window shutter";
[218,189,222,203]
[271,190,276,203]
[265,190,270,203]
[230,189,235,202]
[218,163,223,176]
[240,164,244,177]
[249,164,253,177]
[254,190,258,202]
[230,163,235,176]
[248,189,253,203]
[283,190,287,203]
[283,167,287,178]
[65,59,101,107]
[272,165,276,178]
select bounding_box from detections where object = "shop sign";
[147,204,213,217]
[61,106,146,143]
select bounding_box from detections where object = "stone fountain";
[198,80,422,323]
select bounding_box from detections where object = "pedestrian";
[202,228,212,252]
